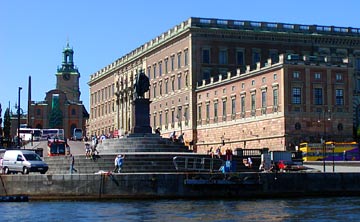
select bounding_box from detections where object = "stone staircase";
[96,134,191,153]
[43,134,261,174]
[44,153,259,174]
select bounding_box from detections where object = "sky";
[1,0,360,116]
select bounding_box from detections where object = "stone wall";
[1,172,360,200]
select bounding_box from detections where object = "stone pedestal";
[131,98,152,134]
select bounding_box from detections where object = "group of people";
[169,131,185,144]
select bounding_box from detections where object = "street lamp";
[17,87,22,148]
[318,109,331,172]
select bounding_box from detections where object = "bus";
[72,128,83,141]
[41,129,64,140]
[47,138,66,156]
[300,142,360,161]
[18,128,42,141]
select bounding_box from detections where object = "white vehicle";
[41,129,64,140]
[2,150,48,174]
[18,128,42,141]
[72,128,83,141]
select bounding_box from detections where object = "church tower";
[56,42,81,102]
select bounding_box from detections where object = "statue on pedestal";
[134,69,149,100]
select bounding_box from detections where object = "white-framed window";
[315,73,321,79]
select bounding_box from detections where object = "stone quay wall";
[1,172,360,200]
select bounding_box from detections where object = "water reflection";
[2,197,360,222]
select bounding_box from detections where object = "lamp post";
[17,87,22,148]
[319,109,331,172]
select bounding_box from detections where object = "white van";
[2,150,48,174]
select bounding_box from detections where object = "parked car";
[2,150,48,174]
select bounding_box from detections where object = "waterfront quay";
[2,139,360,200]
[2,171,360,200]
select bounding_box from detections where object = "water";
[2,197,359,222]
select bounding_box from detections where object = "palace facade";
[88,17,360,153]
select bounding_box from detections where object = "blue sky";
[1,0,359,115]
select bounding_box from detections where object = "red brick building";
[27,43,88,139]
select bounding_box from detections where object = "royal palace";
[88,17,360,153]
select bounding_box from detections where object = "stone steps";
[44,153,258,174]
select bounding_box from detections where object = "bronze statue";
[134,69,150,99]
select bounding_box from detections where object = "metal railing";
[173,156,224,172]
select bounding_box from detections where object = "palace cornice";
[89,17,360,85]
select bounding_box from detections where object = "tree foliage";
[3,108,11,138]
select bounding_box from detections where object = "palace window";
[153,64,157,79]
[293,71,300,79]
[262,91,267,108]
[336,73,343,81]
[241,96,245,113]
[171,56,175,71]
[206,103,210,122]
[159,62,162,76]
[222,99,227,119]
[202,48,210,64]
[184,50,188,66]
[236,50,244,65]
[177,75,181,90]
[177,53,181,69]
[314,88,323,105]
[273,89,278,107]
[292,87,301,104]
[251,94,256,113]
[164,59,168,73]
[336,89,344,105]
[219,49,228,64]
[231,98,236,115]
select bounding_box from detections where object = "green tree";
[3,108,11,139]
[0,103,2,137]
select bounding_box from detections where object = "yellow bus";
[299,142,359,161]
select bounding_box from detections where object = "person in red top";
[278,161,286,171]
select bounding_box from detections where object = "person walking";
[69,154,77,174]
[116,154,125,173]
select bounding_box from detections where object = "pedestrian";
[247,157,253,168]
[169,131,176,142]
[69,154,77,174]
[116,154,125,173]
[178,133,184,144]
[225,147,233,161]
[85,143,91,159]
[113,155,119,172]
[155,127,161,135]
[65,144,71,156]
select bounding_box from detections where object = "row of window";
[148,49,189,80]
[91,101,115,119]
[201,48,279,66]
[152,106,189,130]
[151,73,189,98]
[292,71,344,81]
[91,84,115,105]
[292,88,344,105]
[197,88,279,121]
